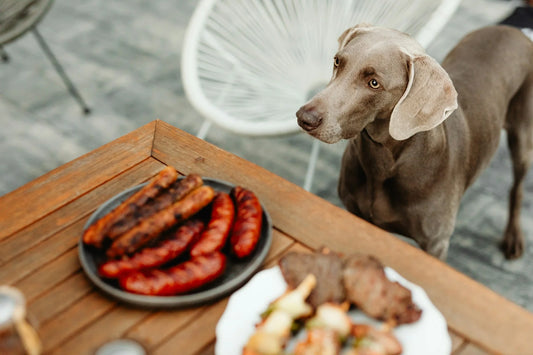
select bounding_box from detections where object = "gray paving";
[1,0,532,311]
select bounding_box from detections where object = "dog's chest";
[355,136,400,224]
[358,133,397,181]
[362,185,397,226]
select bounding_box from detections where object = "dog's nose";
[296,107,323,131]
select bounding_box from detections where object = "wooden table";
[1,120,531,355]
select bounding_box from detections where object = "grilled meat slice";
[279,251,345,308]
[343,254,421,325]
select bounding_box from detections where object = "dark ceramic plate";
[78,177,272,308]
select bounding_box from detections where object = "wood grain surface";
[0,120,530,354]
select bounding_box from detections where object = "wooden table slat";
[0,219,83,285]
[14,247,79,302]
[39,292,116,352]
[196,341,215,355]
[449,328,468,353]
[0,158,164,266]
[126,307,204,352]
[454,343,494,355]
[52,306,152,355]
[0,121,156,239]
[152,300,228,355]
[29,272,93,327]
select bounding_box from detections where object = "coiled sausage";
[230,186,263,258]
[119,252,226,295]
[98,219,205,278]
[190,192,235,257]
[107,185,215,258]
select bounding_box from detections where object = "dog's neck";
[358,126,398,181]
[359,118,447,173]
[363,119,406,157]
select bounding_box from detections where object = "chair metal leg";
[31,28,91,114]
[0,46,9,62]
[197,120,212,140]
[303,139,321,191]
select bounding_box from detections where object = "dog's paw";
[499,230,524,260]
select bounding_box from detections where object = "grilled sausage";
[98,219,205,278]
[119,252,226,295]
[190,192,235,257]
[106,174,203,240]
[229,186,263,258]
[106,185,215,258]
[83,166,178,248]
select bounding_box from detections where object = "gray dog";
[296,24,533,260]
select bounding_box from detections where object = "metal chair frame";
[0,0,90,114]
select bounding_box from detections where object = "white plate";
[216,266,451,355]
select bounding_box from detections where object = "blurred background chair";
[181,0,462,191]
[0,0,90,113]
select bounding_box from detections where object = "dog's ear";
[338,23,373,50]
[389,54,458,140]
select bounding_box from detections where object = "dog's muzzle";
[296,107,323,132]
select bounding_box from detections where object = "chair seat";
[182,0,461,137]
[181,0,462,190]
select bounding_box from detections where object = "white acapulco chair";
[181,0,462,191]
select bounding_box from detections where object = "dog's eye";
[368,79,380,89]
[333,56,340,68]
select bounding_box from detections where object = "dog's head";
[296,24,458,143]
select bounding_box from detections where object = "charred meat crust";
[106,174,203,240]
[343,254,422,325]
[83,166,179,248]
[279,251,346,308]
[279,251,422,325]
[106,185,215,258]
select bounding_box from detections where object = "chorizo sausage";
[106,174,203,240]
[106,185,215,258]
[190,192,235,257]
[229,186,263,258]
[83,166,178,248]
[98,219,205,278]
[119,252,226,295]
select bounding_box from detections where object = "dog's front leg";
[501,77,533,259]
[410,210,457,261]
[422,237,451,261]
